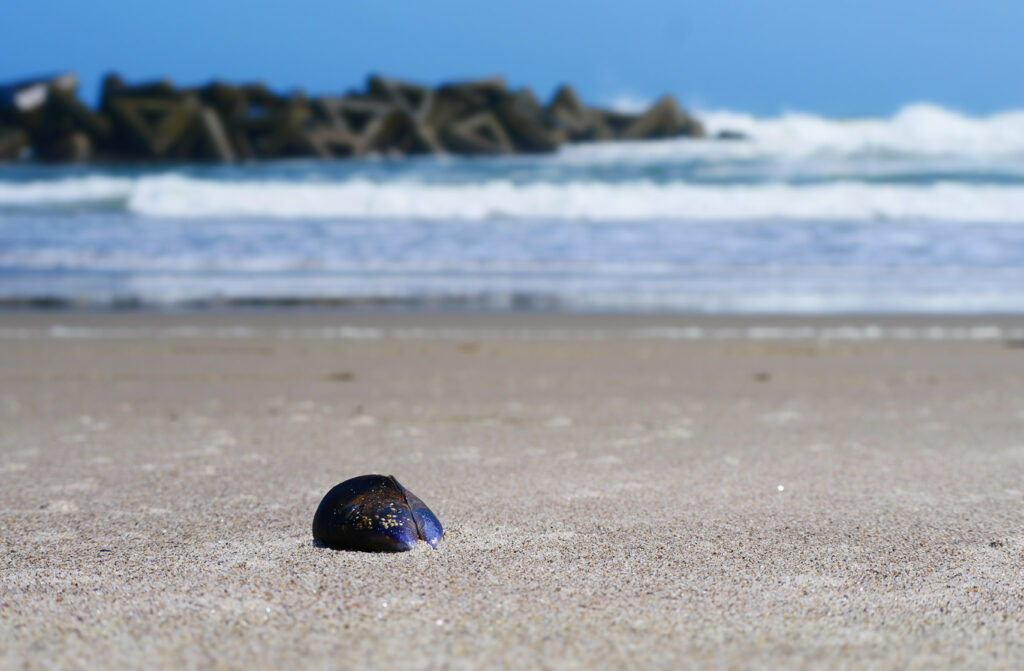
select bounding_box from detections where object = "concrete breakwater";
[0,73,705,163]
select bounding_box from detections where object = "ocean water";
[3,103,1024,313]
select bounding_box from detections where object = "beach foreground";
[2,313,1024,668]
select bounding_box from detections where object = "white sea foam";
[702,104,1024,158]
[564,104,1024,162]
[123,177,1024,222]
[2,173,1024,222]
[0,176,134,205]
[608,94,652,114]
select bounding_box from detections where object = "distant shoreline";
[4,294,1024,317]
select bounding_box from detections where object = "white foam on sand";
[2,323,1022,342]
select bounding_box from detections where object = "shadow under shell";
[312,474,444,552]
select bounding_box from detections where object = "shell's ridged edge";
[387,474,428,543]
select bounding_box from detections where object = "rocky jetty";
[0,72,705,163]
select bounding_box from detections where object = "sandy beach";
[3,312,1024,669]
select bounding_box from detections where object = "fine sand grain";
[2,313,1024,669]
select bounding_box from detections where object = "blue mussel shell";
[312,474,443,552]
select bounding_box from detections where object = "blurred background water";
[3,105,1024,312]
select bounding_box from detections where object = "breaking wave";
[125,178,1024,222]
[0,174,1022,222]
[564,103,1024,163]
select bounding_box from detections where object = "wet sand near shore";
[2,312,1024,668]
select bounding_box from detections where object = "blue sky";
[3,0,1022,116]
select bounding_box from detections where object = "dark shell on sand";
[312,475,443,552]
